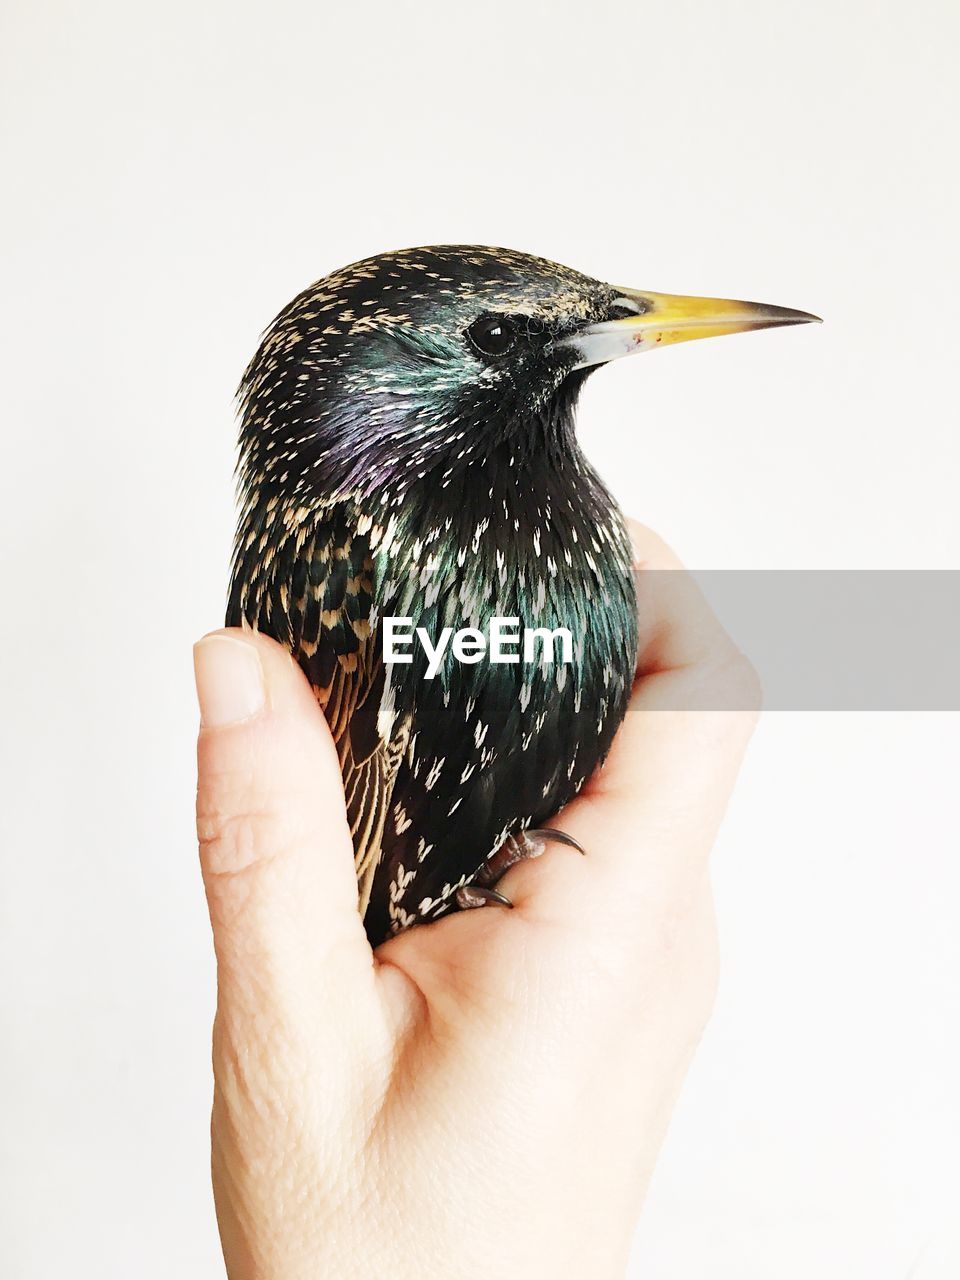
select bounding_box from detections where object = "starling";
[228,246,817,947]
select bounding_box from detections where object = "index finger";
[628,519,746,679]
[495,520,760,925]
[560,519,760,884]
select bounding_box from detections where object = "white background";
[1,1,958,1276]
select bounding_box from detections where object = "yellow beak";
[566,287,821,369]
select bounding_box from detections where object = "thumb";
[194,628,375,1035]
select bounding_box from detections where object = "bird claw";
[528,827,587,856]
[455,827,586,913]
[456,884,514,910]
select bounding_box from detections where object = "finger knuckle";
[731,650,764,716]
[703,648,764,720]
[197,802,294,878]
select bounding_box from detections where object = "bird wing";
[227,502,406,911]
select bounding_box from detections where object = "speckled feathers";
[228,246,639,945]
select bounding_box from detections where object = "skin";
[194,521,761,1280]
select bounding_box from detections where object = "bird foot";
[455,828,586,912]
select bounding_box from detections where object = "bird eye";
[467,315,516,358]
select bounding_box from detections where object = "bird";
[227,245,818,948]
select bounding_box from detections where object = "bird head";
[238,245,818,507]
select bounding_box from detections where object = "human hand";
[193,521,759,1280]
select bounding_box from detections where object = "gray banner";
[681,570,960,710]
